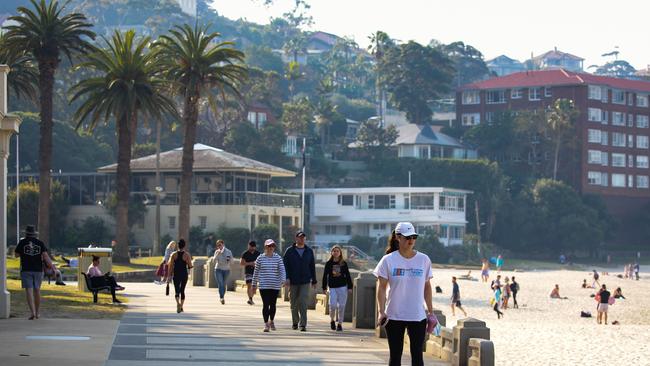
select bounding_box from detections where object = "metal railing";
[130,191,301,208]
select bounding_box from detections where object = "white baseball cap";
[395,222,417,236]
[264,239,276,246]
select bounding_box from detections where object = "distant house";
[486,55,526,76]
[307,31,341,51]
[394,124,477,160]
[527,48,584,72]
[345,118,360,143]
[246,102,275,130]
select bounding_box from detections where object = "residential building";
[486,55,526,76]
[456,69,650,221]
[394,124,477,160]
[527,48,584,72]
[246,102,275,130]
[296,187,471,246]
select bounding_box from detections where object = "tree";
[156,24,246,244]
[70,30,177,263]
[281,97,313,135]
[547,99,579,180]
[434,41,489,87]
[285,61,304,98]
[594,60,636,78]
[356,119,398,163]
[379,41,454,124]
[5,0,96,246]
[0,33,38,103]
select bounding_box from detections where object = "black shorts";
[245,274,253,284]
[453,300,462,307]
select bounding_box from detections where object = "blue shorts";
[21,271,44,289]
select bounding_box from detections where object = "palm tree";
[70,30,178,263]
[155,24,246,244]
[4,0,95,246]
[0,34,38,102]
[547,99,578,181]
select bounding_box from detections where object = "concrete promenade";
[105,282,448,366]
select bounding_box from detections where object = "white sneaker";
[263,323,270,332]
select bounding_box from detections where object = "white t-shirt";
[373,251,432,321]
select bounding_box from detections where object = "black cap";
[295,231,306,238]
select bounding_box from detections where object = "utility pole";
[475,200,481,256]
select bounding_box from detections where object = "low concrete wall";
[114,270,156,282]
[468,338,495,366]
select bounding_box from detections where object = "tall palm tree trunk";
[178,92,199,244]
[114,116,132,263]
[37,60,56,247]
[553,140,561,181]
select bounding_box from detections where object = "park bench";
[81,273,112,303]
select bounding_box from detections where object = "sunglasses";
[397,234,418,240]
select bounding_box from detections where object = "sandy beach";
[429,267,650,366]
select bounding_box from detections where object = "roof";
[290,187,473,195]
[308,31,342,47]
[459,69,650,93]
[97,143,295,177]
[486,55,523,66]
[394,124,465,148]
[532,49,584,62]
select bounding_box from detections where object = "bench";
[81,273,112,303]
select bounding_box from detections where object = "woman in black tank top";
[167,239,192,313]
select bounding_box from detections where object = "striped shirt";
[252,253,286,290]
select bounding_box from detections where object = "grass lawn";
[112,256,163,273]
[8,279,126,319]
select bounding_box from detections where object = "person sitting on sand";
[550,284,568,299]
[581,279,594,289]
[613,287,625,299]
[459,270,473,280]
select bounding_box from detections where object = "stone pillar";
[452,318,490,366]
[0,64,20,319]
[352,271,376,329]
[191,258,207,286]
[227,257,243,291]
[204,257,216,288]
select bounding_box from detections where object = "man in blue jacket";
[283,231,317,331]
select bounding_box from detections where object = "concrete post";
[0,64,20,319]
[352,271,376,329]
[452,318,490,366]
[191,258,207,286]
[227,257,243,291]
[204,257,216,288]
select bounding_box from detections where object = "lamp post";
[152,118,162,256]
[0,65,21,318]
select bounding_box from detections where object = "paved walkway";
[105,282,448,366]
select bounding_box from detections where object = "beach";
[429,267,650,366]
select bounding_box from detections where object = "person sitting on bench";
[87,256,124,304]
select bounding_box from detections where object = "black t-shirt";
[15,237,47,272]
[599,290,611,304]
[241,249,260,275]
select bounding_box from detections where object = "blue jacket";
[283,243,317,285]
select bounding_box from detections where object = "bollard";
[468,338,495,366]
[228,257,244,291]
[451,318,490,366]
[205,257,217,288]
[191,258,207,286]
[352,271,376,329]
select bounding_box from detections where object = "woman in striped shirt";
[252,239,287,332]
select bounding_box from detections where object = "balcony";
[130,191,301,208]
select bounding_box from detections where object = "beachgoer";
[633,263,640,280]
[502,277,511,309]
[496,254,504,273]
[481,259,490,282]
[493,285,504,319]
[241,240,261,305]
[86,256,124,304]
[14,225,54,319]
[613,287,625,299]
[582,279,588,288]
[550,284,567,299]
[623,264,629,279]
[510,276,519,309]
[597,284,611,325]
[156,241,177,284]
[451,276,467,317]
[213,239,233,304]
[559,254,566,264]
[283,231,317,331]
[375,222,434,366]
[252,239,286,332]
[167,239,193,313]
[490,274,502,290]
[592,270,600,288]
[322,245,353,331]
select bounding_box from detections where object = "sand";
[429,267,650,366]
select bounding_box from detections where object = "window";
[368,195,395,209]
[449,226,465,240]
[612,89,625,104]
[168,216,176,229]
[637,175,649,188]
[601,110,608,124]
[544,87,552,97]
[629,174,634,187]
[612,112,625,126]
[588,171,602,185]
[612,132,626,147]
[411,193,435,210]
[247,111,256,124]
[511,88,523,99]
[588,129,601,143]
[637,155,649,168]
[629,155,635,168]
[637,135,649,148]
[637,115,649,128]
[588,108,602,122]
[628,113,635,127]
[345,225,352,235]
[462,90,480,104]
[628,93,634,106]
[529,87,541,101]
[439,194,465,212]
[485,112,494,124]
[257,112,267,127]
[629,135,635,148]
[338,194,354,206]
[325,225,336,235]
[638,95,649,107]
[588,150,601,164]
[601,131,608,146]
[461,113,480,126]
[612,153,626,167]
[588,85,606,101]
[486,90,506,104]
[372,223,387,230]
[601,172,609,186]
[612,174,626,187]
[199,216,207,230]
[601,152,609,166]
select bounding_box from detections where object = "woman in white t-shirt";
[374,222,434,366]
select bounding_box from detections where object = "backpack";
[580,311,592,318]
[435,286,443,293]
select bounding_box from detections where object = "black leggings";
[385,319,427,366]
[493,302,503,317]
[173,276,188,300]
[512,291,518,307]
[260,289,279,323]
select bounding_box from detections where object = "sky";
[211,0,650,71]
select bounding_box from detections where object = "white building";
[297,187,471,246]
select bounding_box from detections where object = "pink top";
[87,264,103,277]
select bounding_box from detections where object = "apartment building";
[456,69,650,217]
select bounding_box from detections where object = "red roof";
[460,69,650,93]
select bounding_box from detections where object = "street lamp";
[152,118,162,256]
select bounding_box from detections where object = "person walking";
[480,258,490,283]
[87,256,124,304]
[496,254,504,273]
[493,284,504,319]
[241,240,261,305]
[14,225,54,320]
[596,284,611,325]
[510,276,519,309]
[283,231,317,331]
[167,239,193,313]
[156,241,177,284]
[252,239,286,332]
[633,263,640,280]
[212,239,233,304]
[375,222,434,366]
[592,270,600,288]
[322,245,353,331]
[450,276,467,317]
